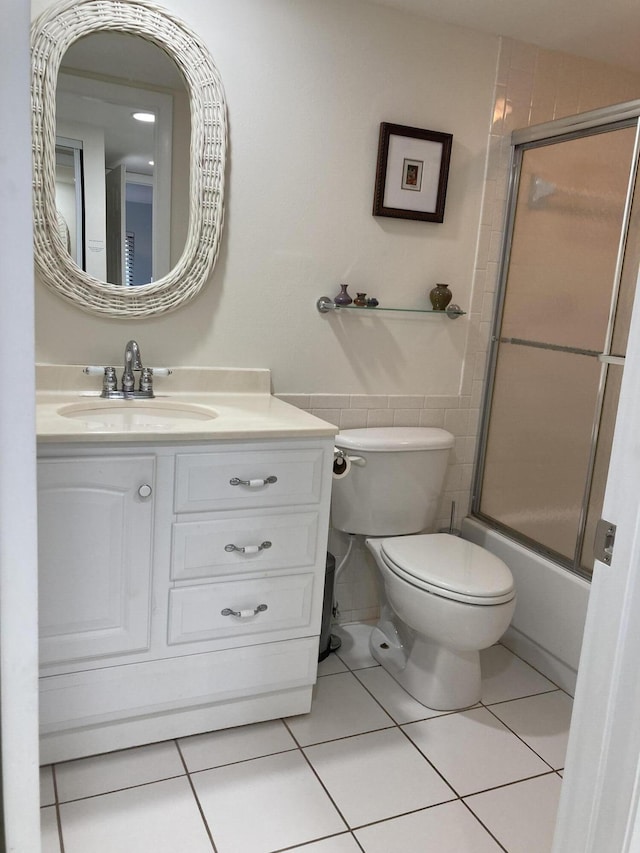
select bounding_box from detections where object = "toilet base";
[369,623,482,711]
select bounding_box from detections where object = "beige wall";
[32,0,498,398]
[330,38,640,623]
[30,0,640,622]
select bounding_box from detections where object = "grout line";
[269,830,366,853]
[480,685,561,707]
[51,766,66,853]
[463,767,560,800]
[496,641,574,697]
[329,665,465,801]
[42,632,567,850]
[281,723,397,752]
[395,723,464,800]
[459,798,510,853]
[175,739,218,853]
[482,703,562,772]
[53,772,187,805]
[346,798,459,833]
[179,745,299,775]
[281,717,354,840]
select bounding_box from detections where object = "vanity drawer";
[167,573,316,645]
[171,511,319,581]
[174,447,326,512]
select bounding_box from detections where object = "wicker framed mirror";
[31,0,227,317]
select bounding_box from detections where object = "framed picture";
[373,122,453,223]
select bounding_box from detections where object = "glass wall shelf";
[316,296,465,319]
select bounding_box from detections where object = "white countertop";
[36,364,338,443]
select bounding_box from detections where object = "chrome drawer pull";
[229,476,277,488]
[221,604,268,618]
[225,541,272,554]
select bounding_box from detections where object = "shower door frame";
[472,100,640,578]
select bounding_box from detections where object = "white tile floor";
[40,623,572,853]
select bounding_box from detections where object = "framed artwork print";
[373,122,453,223]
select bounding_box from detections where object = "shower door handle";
[598,354,625,365]
[594,518,617,566]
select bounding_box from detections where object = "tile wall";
[279,40,640,623]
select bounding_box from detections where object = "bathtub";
[461,517,591,695]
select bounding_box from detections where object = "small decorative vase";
[333,283,353,306]
[354,292,367,307]
[366,297,379,308]
[429,283,452,310]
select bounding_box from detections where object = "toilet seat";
[379,534,515,606]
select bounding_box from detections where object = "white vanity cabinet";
[38,455,155,667]
[37,437,334,763]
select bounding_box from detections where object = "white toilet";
[332,427,516,711]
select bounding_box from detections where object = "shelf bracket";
[316,296,464,318]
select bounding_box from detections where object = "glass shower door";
[474,122,639,577]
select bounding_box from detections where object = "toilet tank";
[332,427,455,536]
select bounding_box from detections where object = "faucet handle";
[84,365,118,393]
[103,366,118,392]
[139,367,154,393]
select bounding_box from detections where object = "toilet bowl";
[366,534,515,710]
[331,427,516,711]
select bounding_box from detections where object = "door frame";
[0,0,41,850]
[552,262,640,851]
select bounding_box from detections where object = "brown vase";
[429,283,452,310]
[354,292,368,307]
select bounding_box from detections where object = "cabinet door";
[38,455,155,668]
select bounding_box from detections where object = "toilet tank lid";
[381,534,514,598]
[335,427,454,451]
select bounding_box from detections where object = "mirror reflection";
[55,33,189,286]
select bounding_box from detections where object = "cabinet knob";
[137,484,153,498]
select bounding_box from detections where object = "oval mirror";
[56,32,189,287]
[31,0,227,317]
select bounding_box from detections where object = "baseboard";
[501,625,578,695]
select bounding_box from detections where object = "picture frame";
[373,122,453,223]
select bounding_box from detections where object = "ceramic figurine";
[429,283,453,310]
[333,283,353,305]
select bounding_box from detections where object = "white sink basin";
[58,400,218,430]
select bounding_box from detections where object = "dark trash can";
[319,553,341,661]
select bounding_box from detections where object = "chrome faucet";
[83,340,171,398]
[122,340,143,393]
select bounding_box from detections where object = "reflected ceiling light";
[492,96,513,127]
[148,160,155,166]
[132,111,155,123]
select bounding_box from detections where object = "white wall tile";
[419,409,446,428]
[276,394,310,408]
[388,395,425,409]
[339,408,368,429]
[367,409,395,428]
[309,394,351,409]
[310,408,340,424]
[392,409,421,427]
[349,395,389,410]
[425,395,460,409]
